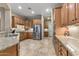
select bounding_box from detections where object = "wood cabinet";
[68,3,76,25]
[20,32,33,41]
[76,3,79,23]
[28,20,32,28]
[61,4,68,26]
[54,36,68,56]
[12,16,25,28]
[0,44,18,56]
[27,32,33,39]
[25,20,32,29]
[62,3,76,25]
[58,42,68,56]
[44,32,48,37]
[61,3,76,26]
[20,32,27,41]
[55,3,79,27]
[32,19,41,25]
[54,7,61,28]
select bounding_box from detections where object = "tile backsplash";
[56,25,79,39]
[55,27,68,35]
[68,25,79,39]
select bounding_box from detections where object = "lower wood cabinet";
[20,32,33,41]
[27,32,33,39]
[0,44,18,56]
[54,36,68,56]
[44,32,48,37]
[20,32,27,41]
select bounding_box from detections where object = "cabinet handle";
[72,20,74,21]
[75,18,77,20]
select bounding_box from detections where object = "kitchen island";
[0,33,19,56]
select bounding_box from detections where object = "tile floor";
[19,37,56,56]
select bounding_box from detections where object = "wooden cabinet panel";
[28,20,32,28]
[76,3,79,23]
[32,19,41,25]
[27,32,33,39]
[20,32,33,41]
[12,16,25,28]
[25,20,29,27]
[61,4,68,26]
[54,36,68,56]
[20,32,27,41]
[68,3,76,24]
[25,20,32,29]
[54,3,79,27]
[44,32,48,37]
[0,44,18,56]
[54,7,61,28]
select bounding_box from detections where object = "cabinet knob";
[72,20,74,21]
[75,18,77,20]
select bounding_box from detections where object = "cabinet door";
[28,21,32,28]
[68,3,76,24]
[76,3,79,23]
[54,7,61,28]
[61,4,68,26]
[44,32,48,37]
[32,19,41,25]
[61,46,68,56]
[27,32,32,39]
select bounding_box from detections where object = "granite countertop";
[55,35,79,56]
[0,34,19,51]
[15,28,33,33]
[15,30,33,33]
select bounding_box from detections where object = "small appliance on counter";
[32,24,42,40]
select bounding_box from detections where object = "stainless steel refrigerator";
[32,25,42,40]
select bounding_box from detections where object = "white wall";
[5,10,11,31]
[0,7,11,32]
[48,21,53,37]
[41,15,44,39]
[46,9,54,37]
[51,9,54,39]
[0,8,5,31]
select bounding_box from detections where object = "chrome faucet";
[64,31,70,36]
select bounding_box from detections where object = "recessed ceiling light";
[46,8,50,12]
[32,11,35,14]
[18,6,22,10]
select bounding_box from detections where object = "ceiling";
[10,3,62,17]
[0,3,10,10]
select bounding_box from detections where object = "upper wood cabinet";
[54,7,61,28]
[12,16,25,28]
[76,3,79,23]
[28,20,32,28]
[55,3,79,28]
[24,20,32,29]
[32,19,41,25]
[61,4,68,26]
[68,3,76,25]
